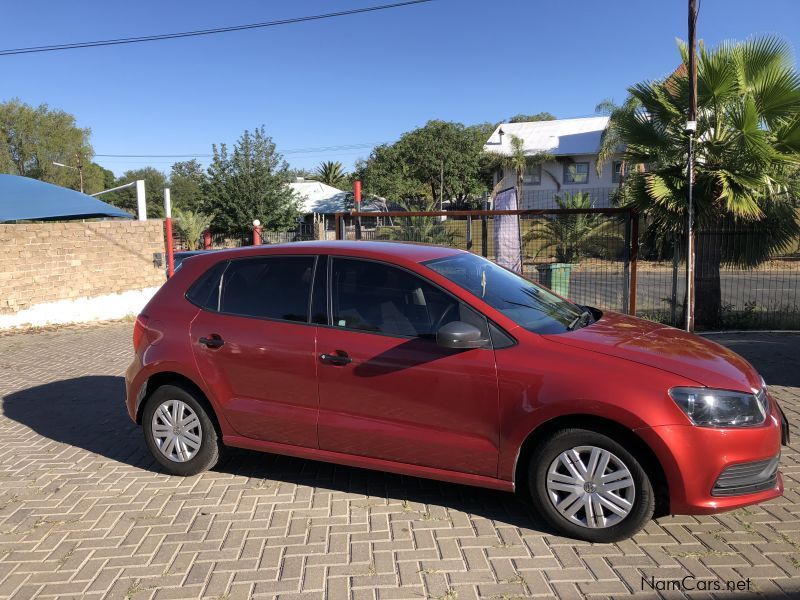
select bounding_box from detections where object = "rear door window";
[220,256,316,322]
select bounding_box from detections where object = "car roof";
[182,240,464,265]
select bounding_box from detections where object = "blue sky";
[2,0,799,177]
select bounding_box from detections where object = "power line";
[0,0,435,56]
[94,142,391,159]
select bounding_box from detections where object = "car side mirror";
[436,321,489,349]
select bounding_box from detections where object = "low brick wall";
[0,220,165,325]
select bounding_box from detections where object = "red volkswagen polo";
[125,241,787,542]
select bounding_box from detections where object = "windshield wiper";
[500,298,539,311]
[567,310,593,331]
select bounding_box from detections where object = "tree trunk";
[694,230,723,329]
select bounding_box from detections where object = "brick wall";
[0,220,166,315]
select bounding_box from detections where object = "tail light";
[133,314,150,349]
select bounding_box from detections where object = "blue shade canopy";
[0,175,134,222]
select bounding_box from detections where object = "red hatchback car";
[126,241,787,542]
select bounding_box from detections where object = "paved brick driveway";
[0,323,798,600]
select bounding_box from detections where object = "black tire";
[142,384,222,476]
[528,428,654,543]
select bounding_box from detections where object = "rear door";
[190,255,320,447]
[316,257,500,476]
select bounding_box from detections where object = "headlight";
[669,387,768,428]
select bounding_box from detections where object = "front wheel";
[528,428,654,542]
[142,384,222,476]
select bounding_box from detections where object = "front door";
[191,255,319,447]
[317,257,500,477]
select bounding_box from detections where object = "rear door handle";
[320,352,351,366]
[199,335,224,349]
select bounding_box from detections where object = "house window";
[523,163,541,185]
[495,167,504,185]
[563,162,589,184]
[612,161,625,183]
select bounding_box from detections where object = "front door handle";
[199,335,224,349]
[320,351,352,366]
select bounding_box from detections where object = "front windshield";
[424,253,591,334]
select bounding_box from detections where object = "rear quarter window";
[185,261,228,311]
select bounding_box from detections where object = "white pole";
[163,188,172,219]
[136,179,147,221]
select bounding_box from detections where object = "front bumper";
[636,397,784,515]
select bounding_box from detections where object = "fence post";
[670,232,680,326]
[335,213,342,240]
[354,181,362,240]
[629,211,639,316]
[466,216,473,252]
[163,188,174,278]
[481,193,488,258]
[622,211,631,314]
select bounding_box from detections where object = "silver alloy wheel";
[151,399,203,463]
[545,445,635,529]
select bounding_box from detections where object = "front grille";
[712,455,780,497]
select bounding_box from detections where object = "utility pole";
[76,154,84,194]
[439,159,444,211]
[685,0,698,332]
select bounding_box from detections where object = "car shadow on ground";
[1,375,554,534]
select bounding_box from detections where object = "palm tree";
[505,135,527,204]
[500,135,554,204]
[598,35,800,327]
[174,208,213,250]
[378,199,458,245]
[314,161,348,189]
[527,192,620,263]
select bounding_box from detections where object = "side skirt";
[224,435,514,492]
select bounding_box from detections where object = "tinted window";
[331,258,487,338]
[220,256,315,322]
[424,253,587,334]
[186,261,227,310]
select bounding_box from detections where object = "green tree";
[507,112,556,123]
[378,199,458,244]
[0,98,95,192]
[528,192,620,263]
[501,134,553,206]
[598,35,800,327]
[313,161,348,188]
[105,167,167,218]
[169,159,207,212]
[205,126,300,232]
[357,121,492,207]
[174,208,213,250]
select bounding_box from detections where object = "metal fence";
[520,187,617,210]
[336,208,638,315]
[335,209,800,331]
[170,224,315,251]
[634,219,800,330]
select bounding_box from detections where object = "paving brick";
[0,323,798,599]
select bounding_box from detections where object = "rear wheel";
[528,428,654,542]
[142,384,222,476]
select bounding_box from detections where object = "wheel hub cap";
[545,445,635,529]
[151,399,203,463]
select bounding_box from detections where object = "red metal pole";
[203,229,212,250]
[164,188,174,278]
[353,180,362,240]
[253,224,262,246]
